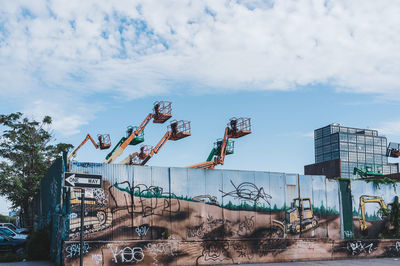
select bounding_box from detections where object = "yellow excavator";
[272,198,319,236]
[358,195,391,233]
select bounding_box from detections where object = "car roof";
[0,233,11,240]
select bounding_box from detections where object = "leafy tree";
[390,196,400,237]
[0,112,72,226]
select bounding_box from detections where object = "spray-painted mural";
[64,163,348,265]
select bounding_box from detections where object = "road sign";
[64,172,102,188]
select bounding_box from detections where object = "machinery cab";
[97,134,111,150]
[153,101,172,123]
[168,120,191,140]
[126,126,145,145]
[387,142,400,158]
[214,138,234,155]
[228,117,251,138]
[293,198,313,220]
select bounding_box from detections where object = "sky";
[0,0,400,215]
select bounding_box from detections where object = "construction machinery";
[358,195,390,233]
[273,198,319,236]
[353,165,383,178]
[120,120,191,165]
[104,101,172,164]
[68,134,111,160]
[387,142,400,158]
[187,117,251,169]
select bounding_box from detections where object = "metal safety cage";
[126,126,145,145]
[138,145,153,160]
[129,154,142,165]
[228,117,251,138]
[387,142,400,158]
[168,120,191,140]
[214,138,235,155]
[153,101,172,123]
[97,134,111,150]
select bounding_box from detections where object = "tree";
[0,112,73,226]
[390,196,400,237]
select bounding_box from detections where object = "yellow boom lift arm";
[104,101,172,164]
[120,120,191,165]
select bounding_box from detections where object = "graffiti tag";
[135,225,150,237]
[91,254,102,265]
[65,242,90,258]
[219,180,272,205]
[346,241,376,255]
[145,242,179,265]
[108,244,144,263]
[238,216,255,236]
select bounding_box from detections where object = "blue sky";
[0,0,400,214]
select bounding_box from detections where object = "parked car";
[0,234,25,253]
[0,223,29,234]
[0,227,27,240]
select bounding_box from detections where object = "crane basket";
[153,101,172,123]
[138,145,153,160]
[168,120,191,140]
[97,134,112,149]
[228,117,251,138]
[126,126,145,145]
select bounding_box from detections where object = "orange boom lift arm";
[187,117,251,169]
[120,120,191,165]
[68,134,111,160]
[104,101,172,164]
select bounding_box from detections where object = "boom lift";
[187,117,251,169]
[358,195,390,232]
[353,165,383,178]
[104,101,172,164]
[120,120,191,165]
[387,142,400,158]
[68,134,111,160]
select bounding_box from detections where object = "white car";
[0,227,27,240]
[0,223,28,234]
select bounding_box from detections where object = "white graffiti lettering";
[145,242,179,266]
[347,241,376,255]
[396,241,400,252]
[91,254,102,265]
[108,244,144,263]
[344,231,353,238]
[135,225,149,237]
[65,242,90,258]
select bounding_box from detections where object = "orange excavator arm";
[69,134,99,160]
[140,132,171,165]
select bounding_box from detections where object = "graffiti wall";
[64,163,346,265]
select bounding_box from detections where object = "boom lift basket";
[138,145,153,160]
[126,126,145,145]
[168,120,191,140]
[129,154,141,165]
[97,134,112,150]
[228,117,251,138]
[387,142,400,158]
[153,101,172,123]
[214,139,234,155]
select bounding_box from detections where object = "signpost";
[64,172,102,266]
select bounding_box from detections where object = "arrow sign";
[64,172,102,188]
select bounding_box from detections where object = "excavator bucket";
[97,134,111,150]
[228,117,251,138]
[138,145,153,160]
[214,139,234,155]
[168,120,191,140]
[126,126,145,145]
[153,101,172,123]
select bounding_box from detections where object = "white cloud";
[0,0,400,134]
[377,120,400,137]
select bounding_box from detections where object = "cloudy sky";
[0,0,400,214]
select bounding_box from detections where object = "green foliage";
[390,196,400,237]
[0,214,16,224]
[0,112,72,225]
[26,227,50,260]
[363,177,398,191]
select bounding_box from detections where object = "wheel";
[15,247,25,254]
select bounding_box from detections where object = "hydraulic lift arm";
[140,132,171,165]
[69,134,111,160]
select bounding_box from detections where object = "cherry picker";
[68,134,111,160]
[104,101,172,164]
[120,120,191,165]
[187,117,251,169]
